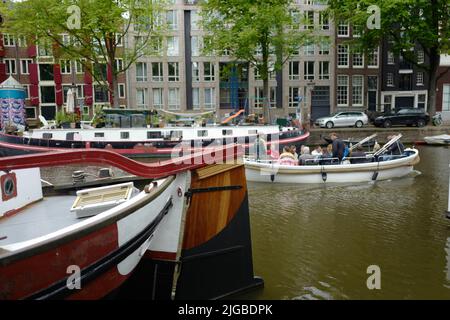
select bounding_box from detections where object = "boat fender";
[270,174,275,182]
[446,211,450,220]
[321,171,327,182]
[372,162,381,181]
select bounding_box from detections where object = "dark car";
[373,108,430,128]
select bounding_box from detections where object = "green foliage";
[0,0,167,106]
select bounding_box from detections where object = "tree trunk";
[112,73,120,109]
[263,77,270,124]
[428,49,440,116]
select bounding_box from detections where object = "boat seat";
[70,182,139,219]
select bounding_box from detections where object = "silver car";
[315,112,369,129]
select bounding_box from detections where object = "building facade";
[0,33,128,127]
[126,0,335,122]
[437,55,450,121]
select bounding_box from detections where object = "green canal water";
[241,145,450,300]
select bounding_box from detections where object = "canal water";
[241,145,450,300]
[40,145,450,300]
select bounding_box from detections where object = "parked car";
[315,112,369,129]
[373,108,430,128]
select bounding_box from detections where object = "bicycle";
[432,113,443,126]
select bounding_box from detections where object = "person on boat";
[290,145,299,159]
[311,146,323,157]
[350,146,368,164]
[254,135,268,160]
[386,135,405,156]
[278,146,297,166]
[298,146,316,165]
[330,133,345,163]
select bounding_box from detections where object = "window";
[319,12,329,30]
[319,61,329,80]
[152,88,163,109]
[17,35,27,47]
[198,130,208,137]
[387,73,394,87]
[39,64,54,81]
[254,87,264,108]
[168,88,180,110]
[387,51,395,65]
[417,50,425,64]
[166,10,178,30]
[167,36,179,56]
[115,34,123,47]
[20,59,32,75]
[115,59,124,73]
[352,75,364,106]
[222,130,233,136]
[60,60,71,74]
[168,62,179,82]
[93,63,107,80]
[204,62,215,81]
[368,48,379,68]
[319,40,330,55]
[417,72,424,86]
[152,62,163,82]
[417,94,426,109]
[118,84,126,99]
[192,88,200,110]
[192,62,200,82]
[136,88,148,108]
[303,42,315,56]
[191,36,201,57]
[352,52,364,68]
[338,21,349,37]
[136,62,148,82]
[38,41,52,57]
[304,11,314,30]
[5,59,16,75]
[270,87,276,108]
[95,132,105,138]
[26,107,36,119]
[443,85,450,111]
[94,85,109,103]
[121,132,130,139]
[204,88,215,109]
[337,75,349,106]
[289,61,300,80]
[384,95,392,112]
[147,131,162,139]
[75,60,85,74]
[304,61,314,80]
[191,10,200,30]
[76,84,84,98]
[3,34,15,47]
[337,45,349,67]
[40,86,56,103]
[353,24,363,38]
[289,87,300,108]
[23,85,30,100]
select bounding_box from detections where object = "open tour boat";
[0,145,263,300]
[244,135,420,184]
[0,124,309,158]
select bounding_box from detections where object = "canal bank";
[307,125,450,145]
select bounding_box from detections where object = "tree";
[328,0,450,115]
[200,0,311,123]
[1,0,166,108]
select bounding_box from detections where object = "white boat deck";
[0,196,79,246]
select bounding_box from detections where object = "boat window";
[42,133,53,139]
[95,132,105,138]
[222,129,233,136]
[198,130,208,137]
[170,131,183,139]
[147,131,163,139]
[121,132,130,139]
[66,132,77,140]
[248,130,258,135]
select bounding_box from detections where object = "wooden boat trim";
[195,164,245,180]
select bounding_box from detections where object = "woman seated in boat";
[298,146,317,165]
[318,144,335,165]
[278,146,298,166]
[311,146,323,157]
